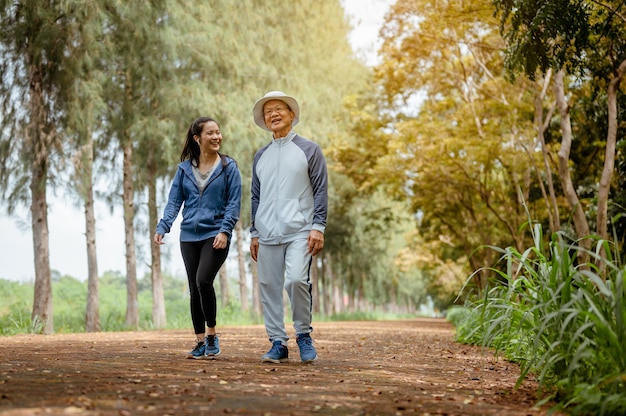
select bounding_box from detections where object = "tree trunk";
[325,254,335,315]
[250,259,261,316]
[235,221,248,311]
[554,69,591,250]
[596,58,626,242]
[28,64,53,334]
[80,139,101,332]
[310,255,319,314]
[347,286,354,313]
[123,136,139,329]
[534,69,560,233]
[30,164,52,334]
[317,254,326,315]
[148,155,166,328]
[333,280,342,315]
[219,265,230,307]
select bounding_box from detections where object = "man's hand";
[307,230,324,256]
[250,237,259,262]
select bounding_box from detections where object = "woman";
[154,117,242,359]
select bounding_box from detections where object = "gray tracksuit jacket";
[250,131,328,245]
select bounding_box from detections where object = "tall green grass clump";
[0,279,36,334]
[455,222,626,415]
[1,272,265,334]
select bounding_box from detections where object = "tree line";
[1,0,624,334]
[332,0,625,298]
[0,0,372,333]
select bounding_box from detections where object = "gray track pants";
[257,238,313,343]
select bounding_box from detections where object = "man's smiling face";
[263,99,295,138]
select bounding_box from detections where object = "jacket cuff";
[312,224,325,234]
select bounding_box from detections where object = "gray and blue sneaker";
[187,340,206,359]
[296,333,318,363]
[204,334,220,358]
[261,340,289,363]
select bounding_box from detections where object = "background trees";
[0,0,370,332]
[1,0,624,332]
[334,0,625,294]
[332,0,545,293]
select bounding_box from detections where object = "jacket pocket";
[255,203,273,239]
[278,198,309,235]
[197,209,216,230]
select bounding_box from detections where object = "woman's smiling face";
[195,120,222,154]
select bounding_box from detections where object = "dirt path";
[0,319,557,415]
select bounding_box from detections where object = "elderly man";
[250,91,328,364]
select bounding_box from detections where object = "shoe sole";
[187,351,219,359]
[300,355,318,364]
[204,351,221,360]
[187,354,205,359]
[261,357,289,363]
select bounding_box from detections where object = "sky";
[0,0,394,282]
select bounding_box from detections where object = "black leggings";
[180,238,229,334]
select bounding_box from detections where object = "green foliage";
[0,1,72,194]
[456,222,626,415]
[492,0,591,80]
[53,274,89,332]
[0,279,34,335]
[1,273,425,336]
[0,274,246,334]
[324,186,425,308]
[324,311,421,322]
[445,306,476,337]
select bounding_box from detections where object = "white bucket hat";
[252,91,300,131]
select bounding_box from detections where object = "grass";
[0,272,421,336]
[0,273,261,335]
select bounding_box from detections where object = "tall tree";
[218,267,230,307]
[99,0,170,328]
[132,1,219,328]
[531,69,561,234]
[59,2,108,333]
[0,1,81,333]
[68,101,103,333]
[553,68,592,247]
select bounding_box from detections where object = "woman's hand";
[213,232,228,249]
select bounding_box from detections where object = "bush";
[0,279,34,335]
[456,223,626,415]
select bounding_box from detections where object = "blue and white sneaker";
[204,334,221,358]
[187,340,206,359]
[296,333,318,363]
[261,340,289,363]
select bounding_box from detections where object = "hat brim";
[252,95,300,132]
